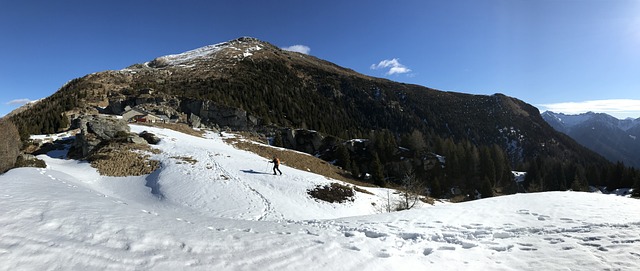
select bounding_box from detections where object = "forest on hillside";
[7,55,640,199]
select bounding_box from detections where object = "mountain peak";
[142,37,271,68]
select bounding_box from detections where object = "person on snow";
[270,156,282,175]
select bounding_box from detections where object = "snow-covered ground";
[1,125,639,270]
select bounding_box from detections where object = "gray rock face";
[182,100,257,130]
[281,128,324,154]
[69,115,132,159]
[189,113,202,128]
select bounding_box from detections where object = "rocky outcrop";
[182,99,258,130]
[280,128,324,154]
[0,119,21,173]
[68,115,133,159]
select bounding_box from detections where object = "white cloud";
[282,45,311,55]
[538,99,640,119]
[370,58,412,75]
[6,98,32,106]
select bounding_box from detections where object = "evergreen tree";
[479,146,496,187]
[273,132,284,147]
[479,177,494,198]
[370,153,386,187]
[632,175,640,198]
[335,144,351,171]
[430,176,443,198]
[402,129,427,155]
[570,166,588,192]
[350,159,361,179]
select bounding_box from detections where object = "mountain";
[1,124,639,270]
[542,111,640,168]
[9,37,630,191]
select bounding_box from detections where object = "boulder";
[128,134,148,145]
[139,131,161,145]
[0,119,21,173]
[68,115,132,159]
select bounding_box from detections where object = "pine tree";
[479,177,494,198]
[370,153,386,187]
[335,144,351,171]
[350,159,361,178]
[479,146,496,187]
[571,166,588,191]
[632,175,640,198]
[273,131,284,147]
[402,129,427,155]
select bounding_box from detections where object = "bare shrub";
[308,183,355,203]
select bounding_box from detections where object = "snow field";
[1,124,639,270]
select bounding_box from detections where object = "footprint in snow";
[176,218,193,224]
[208,227,227,232]
[537,215,551,221]
[343,245,361,251]
[376,251,392,258]
[517,243,537,251]
[399,232,423,241]
[544,237,565,244]
[423,248,434,256]
[141,209,158,215]
[113,200,127,205]
[489,244,514,252]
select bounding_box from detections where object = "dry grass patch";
[171,156,198,165]
[88,142,160,176]
[226,137,374,188]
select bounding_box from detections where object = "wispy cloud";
[370,58,412,75]
[6,98,32,106]
[282,45,311,55]
[539,99,640,119]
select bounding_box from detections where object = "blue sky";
[2,0,640,118]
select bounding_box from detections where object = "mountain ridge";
[542,111,640,168]
[9,36,635,192]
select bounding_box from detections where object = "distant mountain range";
[541,111,640,168]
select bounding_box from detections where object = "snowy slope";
[144,37,263,67]
[1,125,639,270]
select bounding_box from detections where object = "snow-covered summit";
[542,111,640,131]
[145,37,265,68]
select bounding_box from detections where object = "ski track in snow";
[1,125,639,270]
